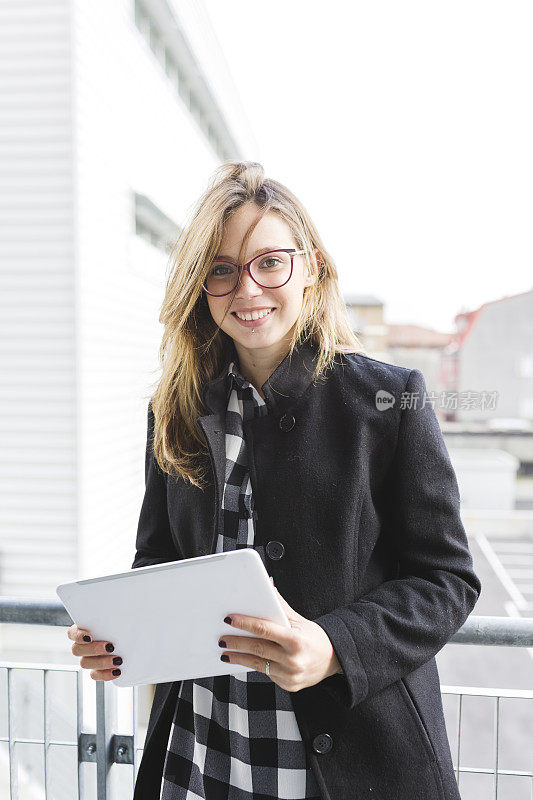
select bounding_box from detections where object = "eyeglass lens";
[205,250,292,296]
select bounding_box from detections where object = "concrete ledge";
[462,510,533,537]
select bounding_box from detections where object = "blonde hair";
[149,161,366,488]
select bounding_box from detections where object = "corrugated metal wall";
[0,0,78,607]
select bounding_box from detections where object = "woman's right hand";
[67,624,123,680]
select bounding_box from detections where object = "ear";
[304,249,321,288]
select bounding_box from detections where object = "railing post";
[7,669,18,800]
[78,669,89,799]
[95,680,118,799]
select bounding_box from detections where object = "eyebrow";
[214,246,281,262]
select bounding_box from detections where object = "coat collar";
[202,335,321,417]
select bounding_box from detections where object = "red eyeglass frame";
[202,248,308,297]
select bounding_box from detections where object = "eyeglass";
[202,248,308,297]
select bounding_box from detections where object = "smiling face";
[205,202,317,362]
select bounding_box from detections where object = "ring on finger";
[265,660,270,677]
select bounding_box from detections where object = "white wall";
[0,1,78,609]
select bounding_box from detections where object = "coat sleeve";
[130,400,181,570]
[313,368,482,710]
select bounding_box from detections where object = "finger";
[67,624,93,643]
[89,668,122,681]
[72,638,115,657]
[80,654,123,671]
[220,650,277,678]
[224,614,295,648]
[68,626,93,644]
[219,635,282,663]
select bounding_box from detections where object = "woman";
[68,161,481,800]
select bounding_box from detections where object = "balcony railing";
[1,599,533,799]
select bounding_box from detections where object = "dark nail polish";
[224,616,232,625]
[113,657,123,666]
[83,635,91,642]
[105,643,114,652]
[219,640,227,648]
[112,668,121,676]
[220,654,229,662]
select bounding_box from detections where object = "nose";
[235,267,263,298]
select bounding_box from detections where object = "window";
[134,0,150,38]
[149,24,160,57]
[519,355,533,378]
[132,0,234,161]
[134,193,181,256]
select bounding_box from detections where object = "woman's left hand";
[219,581,343,692]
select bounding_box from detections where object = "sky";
[203,0,533,333]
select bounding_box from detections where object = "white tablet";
[56,548,290,688]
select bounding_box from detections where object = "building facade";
[450,289,533,423]
[0,0,255,658]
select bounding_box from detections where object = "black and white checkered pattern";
[159,361,321,799]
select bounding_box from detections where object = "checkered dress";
[159,360,322,800]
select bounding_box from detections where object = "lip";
[231,307,276,328]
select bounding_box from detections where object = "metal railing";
[0,598,143,799]
[1,599,533,799]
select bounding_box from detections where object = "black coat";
[131,337,481,800]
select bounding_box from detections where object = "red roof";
[453,286,533,349]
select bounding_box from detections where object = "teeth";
[235,308,274,321]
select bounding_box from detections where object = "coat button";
[279,413,295,432]
[266,540,285,561]
[312,733,333,754]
